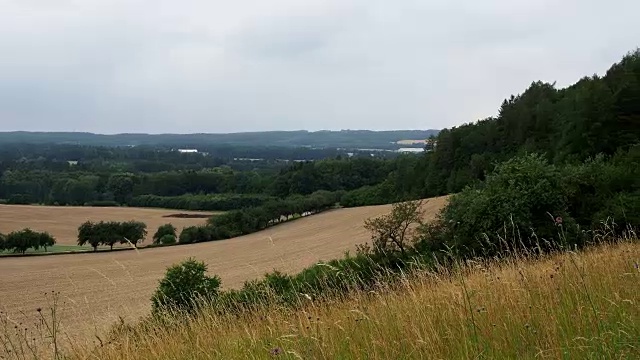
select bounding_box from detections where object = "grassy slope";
[69,241,639,359]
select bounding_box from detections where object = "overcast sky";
[0,0,638,134]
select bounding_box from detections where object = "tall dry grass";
[43,240,637,360]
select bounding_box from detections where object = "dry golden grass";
[70,241,640,360]
[0,205,212,246]
[0,197,449,346]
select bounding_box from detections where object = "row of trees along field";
[69,190,343,250]
[179,190,343,244]
[77,221,147,250]
[0,155,398,209]
[0,229,56,254]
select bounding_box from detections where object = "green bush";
[159,234,177,245]
[178,226,213,244]
[432,154,576,256]
[153,224,177,244]
[151,258,221,313]
[420,152,640,257]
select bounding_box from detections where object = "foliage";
[77,220,147,250]
[420,152,640,258]
[130,194,275,211]
[38,232,56,252]
[153,224,177,244]
[178,226,214,245]
[363,200,424,255]
[159,234,177,245]
[151,258,221,314]
[3,229,56,254]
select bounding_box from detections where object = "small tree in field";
[102,222,121,250]
[153,224,177,245]
[38,232,56,252]
[151,258,221,314]
[78,221,101,251]
[364,200,424,256]
[6,228,41,254]
[120,221,147,248]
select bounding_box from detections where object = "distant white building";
[397,148,425,153]
[177,149,199,154]
[67,160,79,166]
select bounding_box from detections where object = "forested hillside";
[0,129,438,149]
[347,49,640,203]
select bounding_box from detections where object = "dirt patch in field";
[0,205,213,246]
[0,196,448,347]
[163,213,213,219]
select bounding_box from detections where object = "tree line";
[77,221,147,250]
[178,190,343,244]
[0,156,397,209]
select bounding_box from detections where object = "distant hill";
[0,130,439,149]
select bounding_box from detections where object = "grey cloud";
[0,0,639,133]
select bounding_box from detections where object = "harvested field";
[0,197,448,344]
[0,205,213,246]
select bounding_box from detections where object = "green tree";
[153,224,177,244]
[159,234,177,245]
[38,232,56,252]
[151,258,221,313]
[179,226,213,244]
[433,154,573,257]
[363,200,424,255]
[120,221,147,248]
[77,221,101,251]
[6,228,41,254]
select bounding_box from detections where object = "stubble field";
[0,197,449,344]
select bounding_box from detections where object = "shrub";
[159,234,177,245]
[363,200,424,255]
[430,154,574,257]
[178,226,213,244]
[153,224,177,244]
[151,258,221,313]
